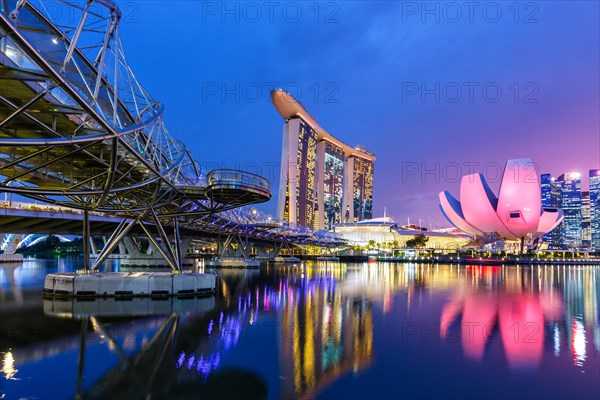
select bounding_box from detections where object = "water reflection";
[0,262,599,399]
[173,266,375,399]
[0,257,109,308]
[439,265,599,372]
[441,267,556,370]
[1,351,17,381]
[275,269,373,399]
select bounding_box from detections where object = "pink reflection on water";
[571,319,587,366]
[441,266,564,371]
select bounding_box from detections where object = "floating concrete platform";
[206,257,260,269]
[43,272,216,298]
[0,254,23,263]
[44,296,215,319]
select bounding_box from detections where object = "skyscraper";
[272,90,375,229]
[352,154,374,221]
[590,169,600,250]
[582,191,591,248]
[541,173,553,207]
[541,173,563,248]
[278,118,319,228]
[557,172,582,248]
[321,141,345,227]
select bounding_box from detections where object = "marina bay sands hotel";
[271,90,376,230]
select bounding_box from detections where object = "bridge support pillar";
[83,210,91,271]
[146,240,156,255]
[89,237,98,255]
[180,237,193,258]
[255,241,284,260]
[91,216,186,272]
[217,235,254,259]
[173,219,182,272]
[122,237,141,256]
[92,219,136,271]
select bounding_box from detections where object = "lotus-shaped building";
[439,158,563,246]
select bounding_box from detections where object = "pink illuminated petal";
[439,192,482,237]
[496,158,542,237]
[537,209,564,236]
[460,174,518,239]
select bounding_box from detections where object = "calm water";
[1,258,599,399]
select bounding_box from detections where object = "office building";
[590,169,600,250]
[582,191,591,248]
[540,169,600,250]
[557,172,583,248]
[541,173,563,248]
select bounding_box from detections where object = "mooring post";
[83,210,91,271]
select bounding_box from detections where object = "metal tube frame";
[83,210,91,271]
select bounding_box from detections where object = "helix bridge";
[0,0,345,270]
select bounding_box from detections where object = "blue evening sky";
[117,1,599,226]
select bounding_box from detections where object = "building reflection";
[276,273,373,399]
[190,265,376,399]
[1,351,17,381]
[1,262,598,399]
[113,263,599,397]
[440,265,599,371]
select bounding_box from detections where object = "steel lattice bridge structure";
[0,0,345,270]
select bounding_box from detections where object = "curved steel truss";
[0,0,269,217]
[0,1,344,270]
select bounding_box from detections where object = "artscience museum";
[439,158,564,251]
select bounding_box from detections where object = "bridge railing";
[206,169,270,193]
[0,200,105,216]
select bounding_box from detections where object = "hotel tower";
[271,90,375,230]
